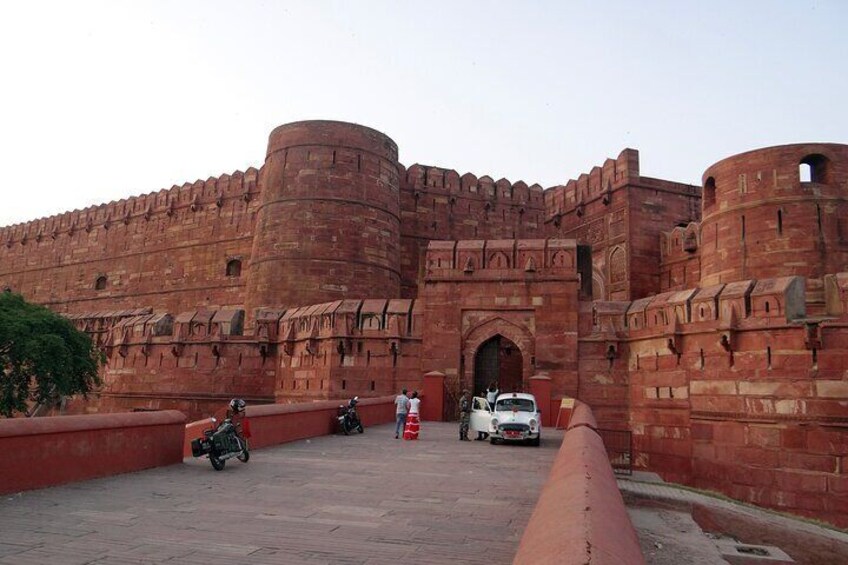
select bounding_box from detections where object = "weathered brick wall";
[0,169,260,314]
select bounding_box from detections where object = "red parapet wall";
[514,402,644,565]
[0,410,186,495]
[183,396,397,456]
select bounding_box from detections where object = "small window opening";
[226,259,242,277]
[741,215,746,241]
[812,347,818,367]
[699,348,705,370]
[765,301,770,313]
[816,204,823,237]
[342,379,346,390]
[95,275,108,290]
[703,177,716,209]
[370,380,375,391]
[777,209,783,236]
[767,346,772,369]
[800,154,829,184]
[799,163,811,182]
[699,306,705,319]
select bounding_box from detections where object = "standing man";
[394,388,409,439]
[459,390,471,441]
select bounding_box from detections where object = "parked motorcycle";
[191,416,250,471]
[337,396,364,435]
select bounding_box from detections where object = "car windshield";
[495,398,535,412]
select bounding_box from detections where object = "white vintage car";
[471,392,541,446]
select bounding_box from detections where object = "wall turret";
[699,143,848,287]
[245,121,401,317]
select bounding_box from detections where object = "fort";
[1,120,847,528]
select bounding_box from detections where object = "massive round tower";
[245,121,401,315]
[699,143,848,287]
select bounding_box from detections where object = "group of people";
[393,389,421,440]
[393,381,499,442]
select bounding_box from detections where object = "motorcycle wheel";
[357,423,364,433]
[342,420,350,435]
[237,448,250,463]
[210,454,226,471]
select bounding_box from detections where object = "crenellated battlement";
[592,274,809,336]
[400,163,545,206]
[544,148,640,221]
[0,167,260,245]
[68,299,422,359]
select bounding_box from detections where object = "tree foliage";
[0,292,102,417]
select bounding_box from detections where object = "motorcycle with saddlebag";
[191,398,251,471]
[337,396,364,435]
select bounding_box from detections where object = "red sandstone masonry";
[4,122,848,530]
[514,402,644,565]
[0,410,185,495]
[597,270,848,527]
[0,169,260,314]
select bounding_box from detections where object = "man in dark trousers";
[459,390,471,441]
[394,388,409,439]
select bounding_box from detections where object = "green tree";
[0,292,102,417]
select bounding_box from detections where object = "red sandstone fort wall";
[420,239,582,417]
[544,149,701,302]
[398,165,546,298]
[61,298,424,421]
[0,169,260,314]
[246,121,403,315]
[588,274,848,527]
[700,144,848,291]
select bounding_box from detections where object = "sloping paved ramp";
[0,422,561,564]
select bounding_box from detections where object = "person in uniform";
[459,390,471,441]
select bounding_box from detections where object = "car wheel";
[530,436,540,447]
[490,437,499,445]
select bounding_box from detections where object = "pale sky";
[0,0,846,227]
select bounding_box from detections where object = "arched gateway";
[462,317,534,400]
[473,335,523,396]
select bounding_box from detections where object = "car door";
[470,396,491,433]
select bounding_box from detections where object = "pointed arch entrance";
[463,316,534,399]
[473,335,523,396]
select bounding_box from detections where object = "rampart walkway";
[0,422,562,564]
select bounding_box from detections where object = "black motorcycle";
[191,417,250,471]
[337,396,364,435]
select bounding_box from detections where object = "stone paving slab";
[0,422,561,564]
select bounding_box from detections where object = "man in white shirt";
[394,388,409,439]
